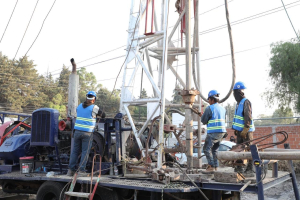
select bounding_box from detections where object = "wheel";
[93,187,120,200]
[36,181,66,200]
[91,132,106,159]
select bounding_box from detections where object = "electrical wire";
[23,0,57,57]
[13,0,40,61]
[280,0,300,42]
[0,0,19,44]
[48,0,235,74]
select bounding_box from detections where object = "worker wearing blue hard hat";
[67,90,106,177]
[232,81,255,177]
[201,90,227,173]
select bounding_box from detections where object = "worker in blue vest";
[232,81,255,177]
[67,91,105,177]
[201,90,227,173]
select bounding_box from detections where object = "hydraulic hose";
[192,0,236,103]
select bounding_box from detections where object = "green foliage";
[95,87,120,116]
[0,53,120,118]
[264,39,300,113]
[132,88,148,120]
[78,68,101,103]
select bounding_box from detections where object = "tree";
[95,86,120,117]
[134,88,148,120]
[264,39,300,113]
[224,102,237,127]
[57,65,71,105]
[77,68,101,103]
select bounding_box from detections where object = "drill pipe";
[217,151,300,160]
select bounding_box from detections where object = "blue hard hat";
[233,81,246,90]
[207,90,220,100]
[86,91,97,100]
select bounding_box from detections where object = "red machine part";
[0,121,31,146]
[0,121,14,141]
[58,119,72,131]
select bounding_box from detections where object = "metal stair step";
[65,192,90,198]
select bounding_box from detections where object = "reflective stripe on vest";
[232,98,255,132]
[207,103,226,134]
[74,103,96,132]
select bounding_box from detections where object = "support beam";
[168,8,186,43]
[136,54,161,97]
[145,48,157,97]
[157,0,170,169]
[168,64,186,88]
[137,103,159,137]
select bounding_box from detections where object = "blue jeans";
[203,132,225,167]
[68,130,93,172]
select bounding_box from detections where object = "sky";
[0,0,299,118]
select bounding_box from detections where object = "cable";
[23,0,57,57]
[168,0,300,45]
[51,55,125,76]
[280,0,300,42]
[13,0,40,61]
[49,0,235,74]
[49,45,126,74]
[0,0,19,44]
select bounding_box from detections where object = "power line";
[51,55,126,76]
[23,0,57,57]
[0,0,19,45]
[169,0,300,44]
[13,0,39,61]
[48,0,234,74]
[280,0,300,42]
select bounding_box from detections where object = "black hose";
[192,0,236,103]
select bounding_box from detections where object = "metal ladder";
[64,155,102,200]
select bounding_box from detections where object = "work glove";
[240,127,250,139]
[70,58,74,63]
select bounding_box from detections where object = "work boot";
[214,167,218,171]
[66,169,75,176]
[78,171,89,177]
[202,165,215,174]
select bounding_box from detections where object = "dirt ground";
[241,175,300,200]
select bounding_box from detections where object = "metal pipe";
[157,0,170,169]
[68,58,79,118]
[218,151,300,160]
[185,0,193,171]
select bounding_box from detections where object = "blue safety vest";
[207,103,226,134]
[232,98,255,132]
[74,103,96,132]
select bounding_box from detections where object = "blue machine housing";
[30,108,59,147]
[0,134,31,162]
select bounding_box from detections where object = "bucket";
[20,156,34,174]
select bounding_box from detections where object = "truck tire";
[36,181,66,200]
[93,187,119,200]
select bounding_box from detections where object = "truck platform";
[0,169,291,193]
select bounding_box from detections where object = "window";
[219,144,230,151]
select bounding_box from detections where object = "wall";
[225,125,300,149]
